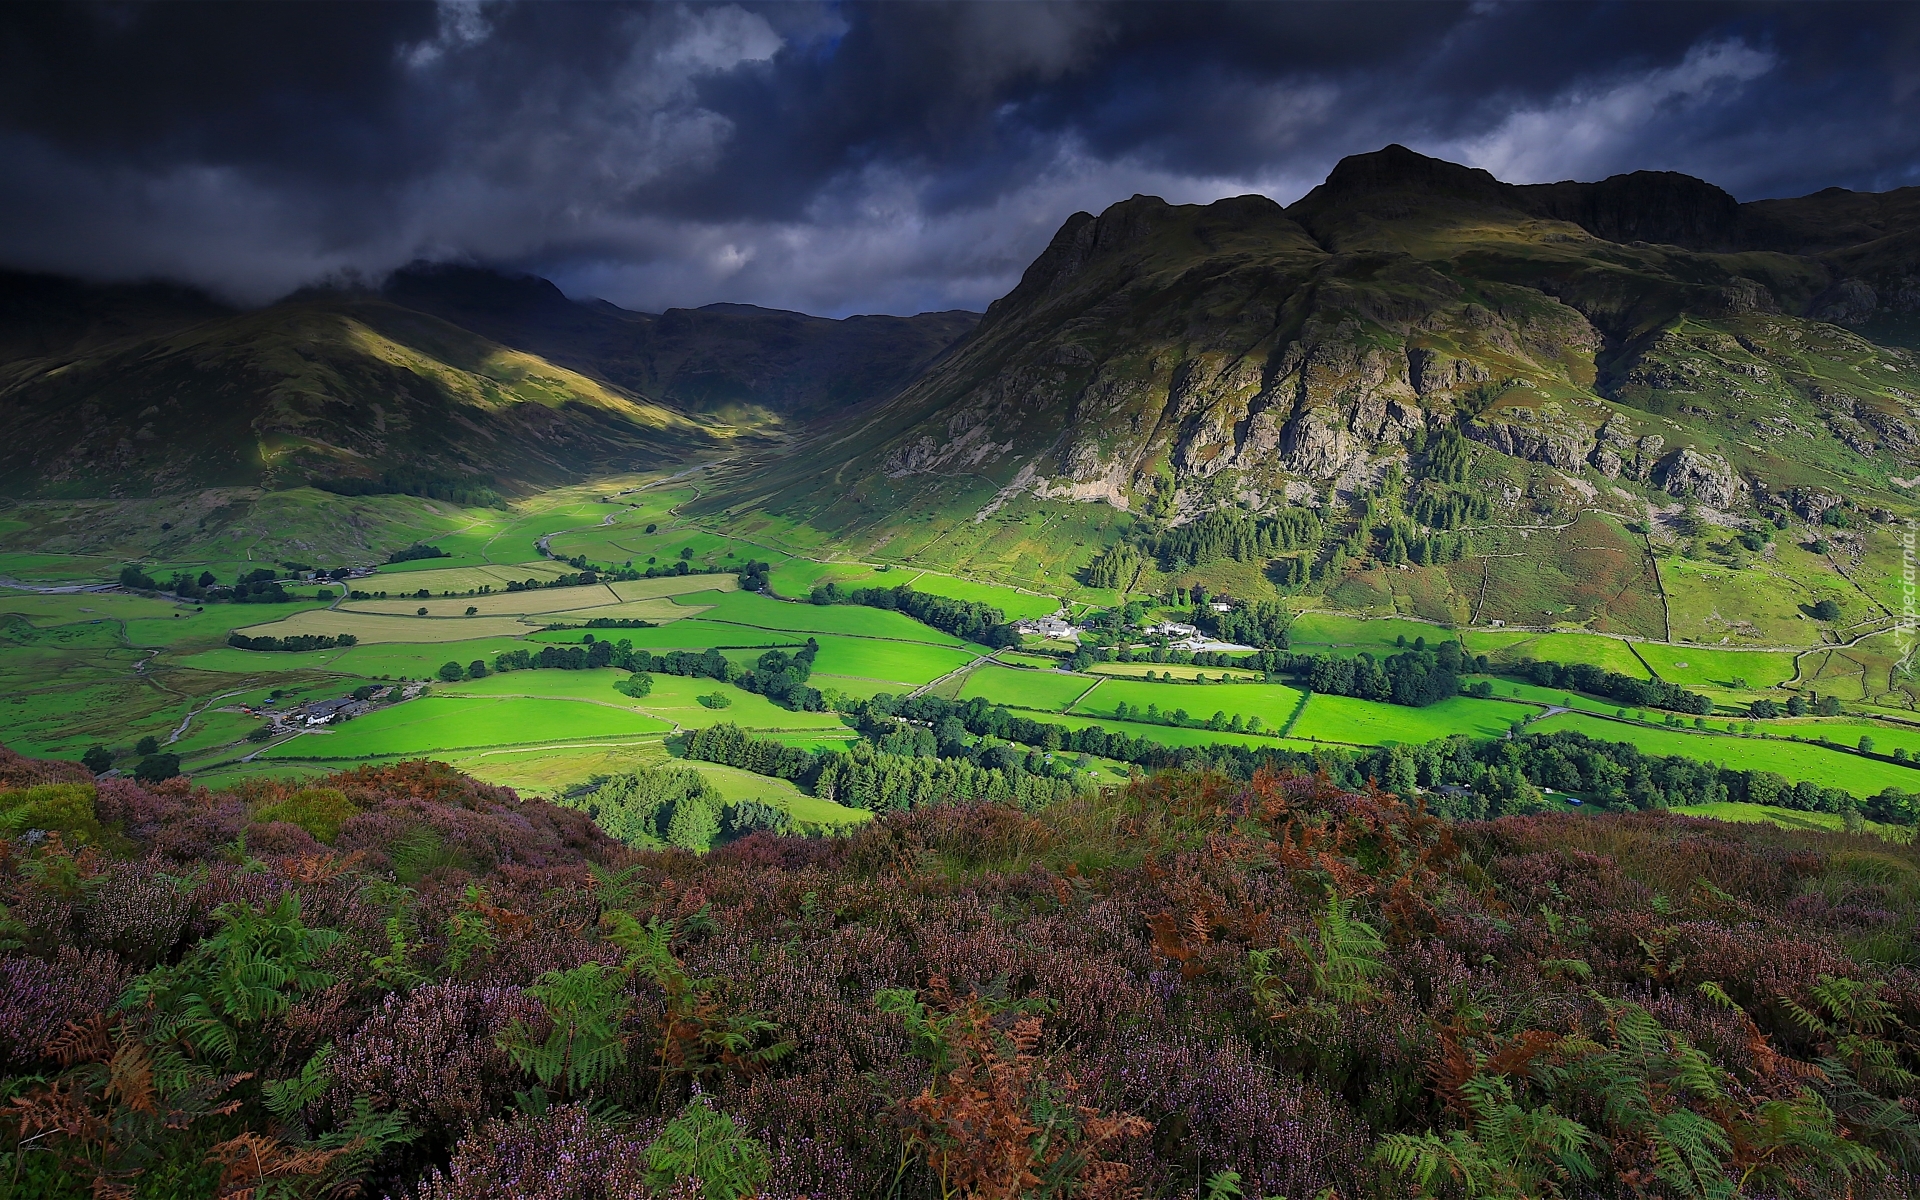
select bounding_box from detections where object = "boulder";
[1654,448,1745,507]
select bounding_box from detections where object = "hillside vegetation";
[5,746,1920,1198]
[0,267,976,498]
[688,147,1920,662]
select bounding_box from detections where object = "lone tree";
[1812,598,1841,621]
[135,735,160,756]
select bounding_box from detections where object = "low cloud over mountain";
[2,1,1917,315]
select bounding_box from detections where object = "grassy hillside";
[681,148,1920,667]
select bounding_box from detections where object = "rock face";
[704,144,1920,521]
[1808,279,1879,325]
[1787,487,1843,521]
[1655,449,1745,507]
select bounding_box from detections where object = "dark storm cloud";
[2,1,1917,316]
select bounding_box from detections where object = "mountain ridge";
[0,263,978,497]
[688,145,1920,624]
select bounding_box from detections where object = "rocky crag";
[722,145,1919,528]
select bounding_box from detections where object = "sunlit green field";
[1070,678,1306,729]
[899,570,1061,621]
[1673,801,1911,842]
[1290,612,1450,654]
[693,590,971,645]
[1291,694,1536,746]
[262,694,673,762]
[1631,643,1800,690]
[1461,629,1653,677]
[956,664,1098,712]
[1530,712,1920,795]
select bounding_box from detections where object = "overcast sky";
[3,1,1917,316]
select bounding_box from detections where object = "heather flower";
[0,946,128,1069]
[330,982,541,1147]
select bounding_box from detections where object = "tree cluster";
[553,766,791,852]
[1353,728,1914,823]
[1279,641,1466,707]
[1516,658,1713,715]
[1207,598,1292,649]
[487,636,821,709]
[808,583,1014,646]
[227,633,358,652]
[681,719,1079,814]
[120,565,299,603]
[1151,507,1322,571]
[386,543,451,564]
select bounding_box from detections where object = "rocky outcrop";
[1655,449,1745,507]
[1588,414,1641,478]
[1786,487,1842,521]
[1517,170,1743,251]
[1807,278,1878,325]
[1467,402,1596,471]
[1407,347,1490,397]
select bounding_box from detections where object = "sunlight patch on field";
[1461,630,1653,677]
[1529,711,1920,796]
[261,694,673,761]
[237,609,533,643]
[1070,678,1306,731]
[371,560,574,593]
[1291,694,1536,746]
[345,582,624,617]
[957,664,1096,712]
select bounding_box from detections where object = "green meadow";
[1291,694,1536,746]
[262,695,673,762]
[1529,712,1920,794]
[957,664,1098,712]
[1069,677,1307,729]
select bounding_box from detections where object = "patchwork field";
[10,466,1920,829]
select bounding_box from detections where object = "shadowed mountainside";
[0,266,976,498]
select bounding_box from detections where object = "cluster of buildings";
[246,682,427,732]
[1010,599,1255,655]
[1011,613,1082,641]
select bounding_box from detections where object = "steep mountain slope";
[382,263,978,420]
[0,266,975,498]
[0,291,733,497]
[698,146,1920,541]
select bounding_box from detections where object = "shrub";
[255,787,361,843]
[613,672,653,698]
[0,782,109,846]
[132,753,181,782]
